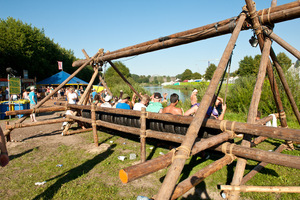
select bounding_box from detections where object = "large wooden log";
[240,144,286,185]
[5,118,73,132]
[270,48,300,125]
[230,2,272,199]
[170,155,234,200]
[220,185,300,193]
[64,128,93,136]
[67,104,300,142]
[266,29,300,60]
[91,104,98,146]
[72,2,300,67]
[5,106,66,116]
[156,12,246,200]
[140,107,147,162]
[119,131,233,184]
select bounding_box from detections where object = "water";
[143,86,190,103]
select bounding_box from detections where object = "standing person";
[133,94,150,111]
[5,87,9,100]
[68,88,78,105]
[190,88,198,106]
[0,127,9,167]
[91,88,97,101]
[146,92,163,113]
[162,93,182,115]
[116,94,131,110]
[22,89,29,100]
[28,86,37,122]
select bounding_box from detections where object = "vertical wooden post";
[107,60,142,99]
[5,121,11,142]
[140,107,147,162]
[270,48,300,125]
[230,1,274,199]
[91,104,98,146]
[155,13,246,200]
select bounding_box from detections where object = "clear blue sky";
[1,0,299,76]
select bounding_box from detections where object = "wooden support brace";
[91,104,99,146]
[140,107,147,162]
[64,128,93,136]
[220,185,300,193]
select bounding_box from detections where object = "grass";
[1,112,300,199]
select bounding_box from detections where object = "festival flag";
[58,61,63,70]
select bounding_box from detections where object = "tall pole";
[155,12,246,200]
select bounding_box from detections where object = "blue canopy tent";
[36,71,88,85]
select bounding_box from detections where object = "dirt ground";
[1,99,223,200]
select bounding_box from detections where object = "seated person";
[162,93,182,115]
[116,94,131,110]
[100,95,112,108]
[133,94,150,111]
[184,95,226,120]
[146,92,163,113]
[190,88,198,106]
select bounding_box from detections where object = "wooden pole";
[240,144,286,185]
[230,1,275,199]
[5,118,73,131]
[81,48,113,97]
[72,2,300,68]
[220,185,300,193]
[5,106,66,116]
[119,131,233,184]
[64,128,93,136]
[170,155,234,200]
[140,107,147,162]
[91,104,98,146]
[266,29,300,60]
[68,104,300,142]
[155,13,246,200]
[270,48,300,125]
[107,60,142,99]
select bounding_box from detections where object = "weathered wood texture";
[72,2,300,67]
[220,185,300,193]
[6,106,66,116]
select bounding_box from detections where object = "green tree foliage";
[276,52,292,72]
[0,17,90,81]
[166,76,171,82]
[237,55,261,77]
[192,72,202,79]
[181,69,193,80]
[294,60,300,68]
[204,63,217,80]
[105,61,130,81]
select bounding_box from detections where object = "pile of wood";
[5,0,300,199]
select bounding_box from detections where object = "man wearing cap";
[116,94,131,110]
[101,95,112,108]
[28,86,37,122]
[190,88,198,106]
[146,92,163,113]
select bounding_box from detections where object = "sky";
[1,0,299,76]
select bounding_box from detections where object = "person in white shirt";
[68,88,78,104]
[133,94,150,111]
[100,95,112,108]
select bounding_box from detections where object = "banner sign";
[9,77,21,94]
[58,61,63,70]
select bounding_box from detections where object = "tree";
[0,17,81,81]
[192,72,202,79]
[204,64,217,80]
[237,55,261,77]
[181,69,193,80]
[276,52,292,72]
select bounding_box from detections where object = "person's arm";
[0,127,9,167]
[217,104,227,120]
[184,106,198,116]
[131,93,136,106]
[162,93,168,103]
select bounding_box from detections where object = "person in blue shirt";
[28,86,38,122]
[91,88,97,101]
[116,94,131,110]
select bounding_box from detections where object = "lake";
[143,86,191,102]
